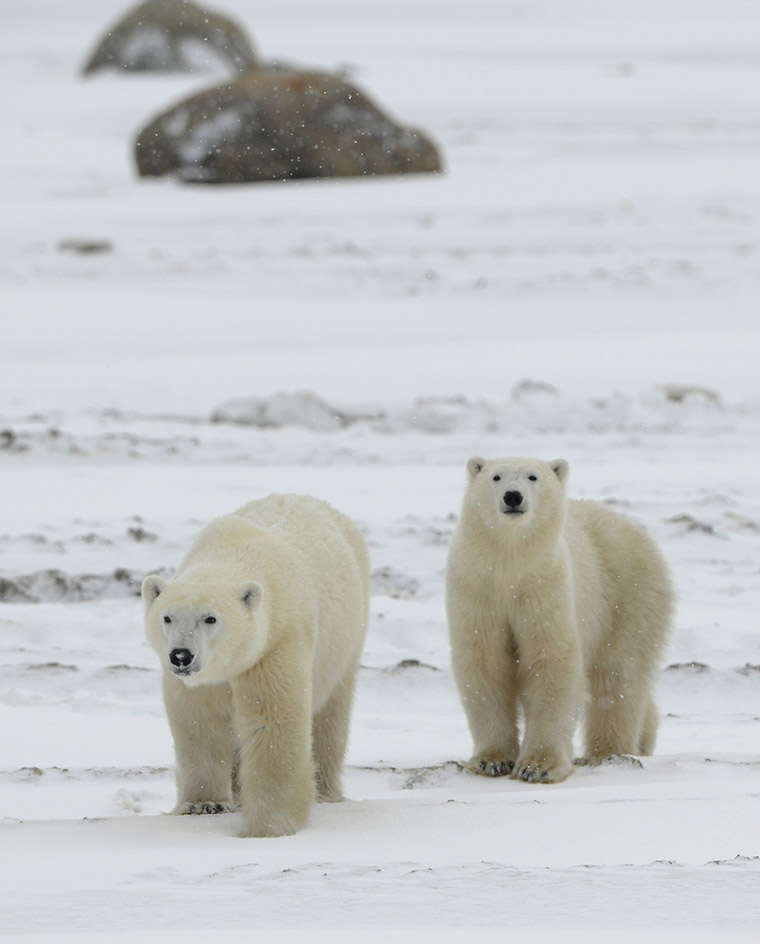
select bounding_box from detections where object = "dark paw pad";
[179,801,233,815]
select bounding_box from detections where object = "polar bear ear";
[239,581,263,611]
[550,459,569,484]
[467,456,487,480]
[142,575,168,602]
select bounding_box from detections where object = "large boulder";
[134,69,442,182]
[82,0,257,75]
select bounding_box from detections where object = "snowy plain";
[1,0,760,939]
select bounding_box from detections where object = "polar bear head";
[142,575,264,687]
[463,455,569,538]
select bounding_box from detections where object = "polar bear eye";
[163,615,172,624]
[492,475,501,482]
[203,616,217,625]
[528,474,538,482]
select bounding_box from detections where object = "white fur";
[446,456,673,783]
[143,493,369,837]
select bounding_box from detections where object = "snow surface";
[2,0,760,939]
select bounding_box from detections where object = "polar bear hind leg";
[582,549,670,761]
[584,650,660,760]
[637,696,659,755]
[312,665,359,802]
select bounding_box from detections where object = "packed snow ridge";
[210,383,734,434]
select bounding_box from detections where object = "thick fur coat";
[446,457,673,783]
[143,493,369,837]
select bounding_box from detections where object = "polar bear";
[142,493,369,837]
[446,456,673,784]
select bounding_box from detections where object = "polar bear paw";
[512,756,574,784]
[466,752,515,777]
[176,801,235,815]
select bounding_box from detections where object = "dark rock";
[0,568,144,603]
[134,69,442,183]
[82,0,257,75]
[656,383,721,405]
[58,238,114,255]
[665,661,711,673]
[371,566,421,600]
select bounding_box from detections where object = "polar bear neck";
[459,498,567,572]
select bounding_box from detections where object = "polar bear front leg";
[232,656,316,838]
[162,674,236,814]
[512,607,583,784]
[449,609,520,776]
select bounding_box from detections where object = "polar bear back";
[236,493,368,571]
[237,494,369,706]
[174,493,367,590]
[562,498,672,661]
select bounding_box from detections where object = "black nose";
[169,648,194,668]
[504,490,523,508]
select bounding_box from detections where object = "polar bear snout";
[500,489,526,515]
[169,647,197,675]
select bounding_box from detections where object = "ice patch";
[177,108,243,165]
[120,26,171,71]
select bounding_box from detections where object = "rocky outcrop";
[134,69,442,182]
[82,0,257,75]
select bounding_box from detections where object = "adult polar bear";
[143,494,369,838]
[446,456,673,784]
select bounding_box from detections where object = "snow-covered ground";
[2,0,759,939]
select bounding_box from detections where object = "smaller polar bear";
[446,456,673,784]
[143,494,369,837]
